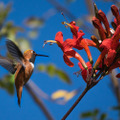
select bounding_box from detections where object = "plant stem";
[25,82,54,120]
[61,86,89,120]
[61,79,100,120]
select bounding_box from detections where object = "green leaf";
[80,112,94,118]
[80,109,99,118]
[0,74,15,95]
[28,29,38,39]
[37,64,46,71]
[46,64,56,77]
[100,113,107,120]
[93,109,99,116]
[37,64,71,84]
[1,21,24,40]
[111,106,120,111]
[0,3,11,25]
[25,17,44,28]
[17,38,31,51]
[56,70,71,84]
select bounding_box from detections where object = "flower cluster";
[44,5,120,83]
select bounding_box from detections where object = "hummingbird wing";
[6,40,24,66]
[0,56,16,74]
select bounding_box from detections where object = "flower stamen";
[62,22,74,29]
[43,40,57,47]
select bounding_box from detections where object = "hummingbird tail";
[17,86,23,107]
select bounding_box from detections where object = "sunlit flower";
[63,21,96,63]
[92,16,106,40]
[44,31,88,69]
[111,5,120,26]
[94,25,120,69]
[98,10,111,37]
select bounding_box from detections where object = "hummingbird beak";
[35,53,49,57]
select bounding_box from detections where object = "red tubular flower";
[63,21,96,64]
[78,62,92,82]
[68,21,80,40]
[44,31,88,69]
[69,21,96,48]
[108,58,120,72]
[55,31,88,68]
[93,25,120,69]
[98,10,111,37]
[111,5,120,26]
[106,58,120,78]
[106,56,120,78]
[104,49,116,66]
[92,17,106,40]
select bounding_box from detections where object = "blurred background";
[0,0,120,120]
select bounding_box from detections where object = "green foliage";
[0,3,11,27]
[100,113,107,120]
[0,2,30,95]
[25,17,44,28]
[0,74,14,95]
[80,109,107,120]
[28,29,38,39]
[1,21,24,40]
[111,106,120,111]
[16,38,31,51]
[81,109,99,118]
[37,64,71,84]
[46,64,56,77]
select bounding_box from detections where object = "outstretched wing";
[0,56,16,74]
[6,40,24,65]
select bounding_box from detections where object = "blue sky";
[0,0,119,120]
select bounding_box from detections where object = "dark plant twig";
[25,82,54,120]
[61,87,88,120]
[61,80,99,120]
[46,0,76,20]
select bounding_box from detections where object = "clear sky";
[0,0,118,120]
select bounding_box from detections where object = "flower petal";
[112,25,120,49]
[63,39,76,52]
[85,39,97,47]
[65,50,87,69]
[80,39,93,64]
[63,53,74,67]
[98,10,111,37]
[104,49,116,66]
[92,17,106,40]
[111,5,120,25]
[55,31,64,44]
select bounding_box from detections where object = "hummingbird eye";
[32,51,35,54]
[31,51,35,54]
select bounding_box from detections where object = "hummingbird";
[0,40,48,106]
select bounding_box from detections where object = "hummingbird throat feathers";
[30,62,34,69]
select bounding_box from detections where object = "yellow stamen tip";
[61,22,65,25]
[43,40,57,48]
[62,21,74,29]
